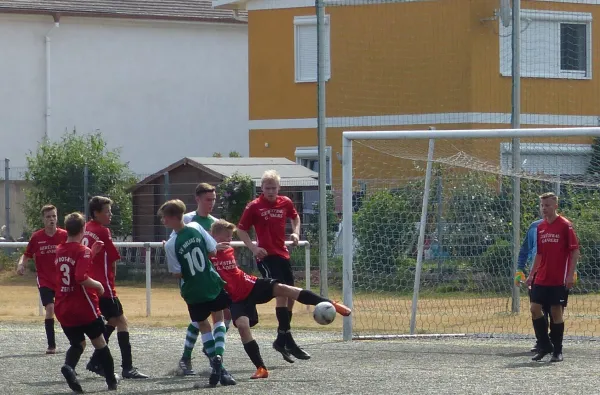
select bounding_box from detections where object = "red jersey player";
[83,196,148,379]
[54,212,118,393]
[527,192,580,363]
[210,219,351,379]
[236,169,307,362]
[16,204,67,354]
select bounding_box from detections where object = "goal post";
[342,127,600,341]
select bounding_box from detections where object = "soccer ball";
[313,301,336,325]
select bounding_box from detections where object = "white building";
[0,1,248,174]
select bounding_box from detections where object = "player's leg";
[210,291,236,386]
[87,319,119,391]
[107,298,148,379]
[86,298,115,376]
[224,308,232,331]
[40,287,57,354]
[231,302,269,379]
[279,259,311,360]
[179,321,200,375]
[60,326,86,393]
[188,303,221,388]
[549,287,567,362]
[528,286,540,353]
[273,283,352,316]
[530,285,553,361]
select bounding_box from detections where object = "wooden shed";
[129,157,318,241]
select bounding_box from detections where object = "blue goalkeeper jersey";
[517,219,543,272]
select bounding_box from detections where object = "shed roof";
[132,157,318,191]
[0,1,247,24]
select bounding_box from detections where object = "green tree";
[24,131,137,237]
[216,172,255,225]
[586,137,600,175]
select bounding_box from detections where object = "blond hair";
[261,169,281,185]
[211,219,236,235]
[539,192,558,203]
[157,199,186,220]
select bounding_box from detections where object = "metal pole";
[305,244,311,311]
[4,159,10,240]
[316,0,328,298]
[145,244,152,317]
[409,139,435,335]
[342,136,353,341]
[83,165,89,219]
[436,175,443,278]
[164,172,170,240]
[511,0,522,313]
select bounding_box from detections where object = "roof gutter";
[45,13,60,141]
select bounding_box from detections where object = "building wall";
[0,180,28,239]
[0,14,249,175]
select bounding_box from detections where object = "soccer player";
[210,219,351,379]
[160,199,234,388]
[16,204,67,354]
[526,192,580,362]
[83,196,148,379]
[237,169,309,362]
[54,212,118,393]
[175,183,234,383]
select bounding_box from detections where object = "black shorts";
[99,297,124,321]
[230,278,279,327]
[39,287,55,307]
[531,284,569,308]
[62,318,106,346]
[188,289,232,323]
[258,255,294,286]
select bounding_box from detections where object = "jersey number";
[183,247,206,275]
[59,263,71,286]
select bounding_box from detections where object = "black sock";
[275,307,290,344]
[289,311,293,324]
[104,325,116,343]
[65,344,84,369]
[117,331,133,370]
[44,319,56,348]
[550,322,565,354]
[532,317,551,349]
[296,290,328,306]
[243,340,266,369]
[95,346,117,383]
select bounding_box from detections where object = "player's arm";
[515,235,529,285]
[237,203,267,258]
[565,224,580,288]
[287,199,301,245]
[164,239,182,279]
[76,249,105,295]
[103,228,121,276]
[17,236,36,275]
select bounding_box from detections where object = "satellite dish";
[498,0,511,27]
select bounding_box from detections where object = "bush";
[478,239,512,277]
[304,189,338,258]
[216,172,254,225]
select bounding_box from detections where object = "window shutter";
[297,24,318,82]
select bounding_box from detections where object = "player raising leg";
[211,219,351,378]
[54,212,118,393]
[83,196,148,379]
[16,204,67,354]
[237,170,310,363]
[160,199,235,388]
[527,192,580,362]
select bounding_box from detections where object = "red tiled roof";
[0,1,247,24]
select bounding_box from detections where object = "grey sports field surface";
[1,323,600,395]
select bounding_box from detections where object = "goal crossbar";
[0,240,310,318]
[341,127,600,341]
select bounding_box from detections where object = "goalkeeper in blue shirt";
[515,215,575,353]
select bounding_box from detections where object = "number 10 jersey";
[165,222,224,305]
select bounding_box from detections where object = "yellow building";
[215,0,600,185]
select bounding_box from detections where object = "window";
[294,15,331,83]
[499,10,592,79]
[296,146,332,216]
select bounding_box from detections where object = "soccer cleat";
[61,364,83,394]
[532,346,553,362]
[178,358,195,376]
[287,346,311,360]
[550,353,564,363]
[251,367,269,379]
[86,361,105,377]
[530,343,540,353]
[220,367,237,386]
[46,347,57,355]
[331,301,352,317]
[122,367,149,379]
[106,375,119,391]
[209,355,223,387]
[272,341,294,363]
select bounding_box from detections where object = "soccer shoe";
[331,301,352,316]
[550,353,563,363]
[209,355,223,387]
[178,358,195,376]
[220,367,237,386]
[287,345,311,360]
[122,367,149,379]
[46,347,57,355]
[532,346,554,362]
[272,341,295,363]
[106,375,119,391]
[86,361,105,377]
[251,367,269,379]
[530,343,540,353]
[61,364,83,394]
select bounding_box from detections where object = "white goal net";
[341,128,600,340]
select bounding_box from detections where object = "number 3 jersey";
[54,242,101,327]
[165,222,224,305]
